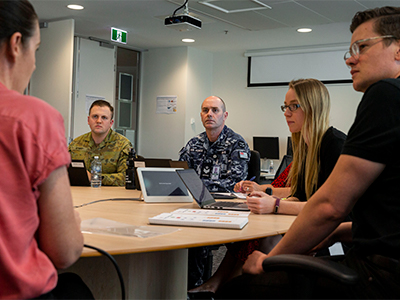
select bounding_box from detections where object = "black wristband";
[265,187,272,195]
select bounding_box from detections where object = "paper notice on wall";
[156,95,177,114]
[86,94,106,115]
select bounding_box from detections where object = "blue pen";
[240,176,256,193]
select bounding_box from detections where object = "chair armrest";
[262,254,359,285]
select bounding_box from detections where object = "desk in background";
[260,171,275,184]
[65,187,296,299]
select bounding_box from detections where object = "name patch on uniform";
[211,165,220,180]
[239,151,248,159]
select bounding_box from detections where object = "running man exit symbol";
[111,27,127,44]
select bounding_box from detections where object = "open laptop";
[136,167,193,203]
[68,160,90,186]
[133,158,187,190]
[169,160,189,169]
[143,158,172,167]
[176,169,249,211]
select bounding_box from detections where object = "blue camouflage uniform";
[179,125,250,289]
[179,125,250,192]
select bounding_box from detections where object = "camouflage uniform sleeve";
[220,139,250,191]
[68,136,90,169]
[102,139,132,186]
[178,142,194,168]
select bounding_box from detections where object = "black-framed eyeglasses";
[343,35,397,63]
[281,104,300,112]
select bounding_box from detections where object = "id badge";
[211,165,220,180]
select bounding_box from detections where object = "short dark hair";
[89,100,114,120]
[350,6,400,46]
[0,0,38,48]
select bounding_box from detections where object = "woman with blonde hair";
[188,78,347,298]
[239,78,346,213]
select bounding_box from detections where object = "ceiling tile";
[296,0,367,23]
[255,1,333,27]
[198,0,271,13]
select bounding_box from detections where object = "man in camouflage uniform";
[179,96,250,192]
[179,96,250,290]
[68,100,132,186]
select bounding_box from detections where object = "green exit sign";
[111,27,127,44]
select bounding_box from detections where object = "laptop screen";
[144,158,172,167]
[140,169,189,196]
[176,169,216,207]
[68,160,90,186]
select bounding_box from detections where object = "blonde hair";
[287,79,331,199]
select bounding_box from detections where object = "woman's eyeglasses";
[281,104,300,112]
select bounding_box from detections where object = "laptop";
[133,158,181,190]
[136,167,193,203]
[144,158,172,167]
[68,160,90,186]
[176,169,249,211]
[169,160,189,169]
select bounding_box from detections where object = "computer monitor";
[253,137,279,160]
[287,136,293,156]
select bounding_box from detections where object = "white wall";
[138,47,214,159]
[72,38,116,139]
[139,47,188,159]
[139,48,362,165]
[185,47,213,142]
[212,51,361,161]
[30,19,74,140]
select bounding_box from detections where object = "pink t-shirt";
[0,83,71,299]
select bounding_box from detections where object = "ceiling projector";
[164,14,202,31]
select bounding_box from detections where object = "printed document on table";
[149,209,249,230]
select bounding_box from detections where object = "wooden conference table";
[64,186,296,299]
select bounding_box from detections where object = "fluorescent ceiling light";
[67,4,84,10]
[199,0,271,13]
[297,28,312,33]
[182,38,195,43]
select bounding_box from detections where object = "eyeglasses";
[281,104,300,113]
[344,35,396,62]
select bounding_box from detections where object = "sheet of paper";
[156,95,177,114]
[233,192,247,199]
[81,217,179,238]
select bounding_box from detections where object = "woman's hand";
[246,191,276,214]
[234,180,263,193]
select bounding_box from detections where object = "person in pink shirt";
[0,1,92,299]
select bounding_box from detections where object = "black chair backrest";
[274,155,293,181]
[247,150,261,183]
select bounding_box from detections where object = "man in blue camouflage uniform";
[179,96,250,291]
[179,126,250,192]
[179,96,250,192]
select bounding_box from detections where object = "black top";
[293,126,347,202]
[342,77,400,259]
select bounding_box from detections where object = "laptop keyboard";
[210,201,244,207]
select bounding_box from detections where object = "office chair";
[247,150,261,183]
[262,254,359,298]
[274,155,292,181]
[205,151,260,281]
